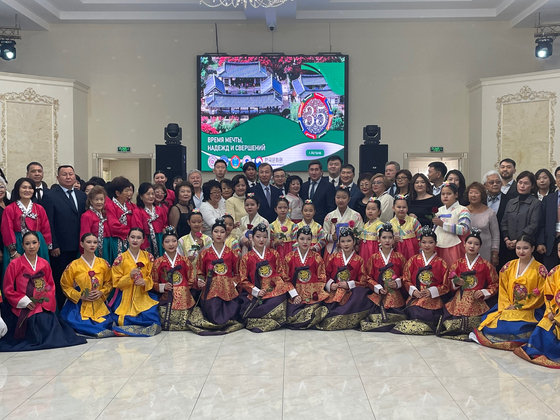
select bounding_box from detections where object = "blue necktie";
[265,186,271,206]
[310,181,317,200]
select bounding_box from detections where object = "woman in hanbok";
[223,214,241,256]
[358,198,383,264]
[316,228,373,330]
[106,176,135,254]
[292,200,326,253]
[471,234,546,350]
[132,182,168,258]
[271,196,295,260]
[361,223,407,332]
[432,182,471,267]
[2,177,52,273]
[60,233,115,338]
[80,186,116,264]
[323,186,363,255]
[390,195,422,260]
[284,226,329,329]
[177,209,212,264]
[515,240,560,368]
[392,226,450,335]
[111,228,161,336]
[238,223,295,332]
[235,193,269,256]
[437,228,499,340]
[152,226,196,331]
[188,218,244,335]
[0,231,87,351]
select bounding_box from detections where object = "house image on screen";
[292,74,342,110]
[203,61,283,115]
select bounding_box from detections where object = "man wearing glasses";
[483,169,511,269]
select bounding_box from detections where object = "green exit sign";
[430,146,444,153]
[117,147,131,153]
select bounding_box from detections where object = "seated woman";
[361,223,407,332]
[437,228,499,340]
[238,223,295,333]
[316,228,373,331]
[284,226,329,329]
[152,226,197,331]
[60,233,115,338]
[392,226,450,335]
[111,228,161,337]
[188,218,243,335]
[515,240,560,368]
[0,231,87,351]
[471,234,546,350]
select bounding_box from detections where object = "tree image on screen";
[198,55,347,172]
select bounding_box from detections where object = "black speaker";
[359,144,388,175]
[155,144,186,190]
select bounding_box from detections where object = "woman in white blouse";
[199,180,226,236]
[371,173,393,223]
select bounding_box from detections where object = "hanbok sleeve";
[483,261,499,298]
[238,253,253,294]
[99,260,113,299]
[315,225,327,251]
[142,253,155,291]
[403,258,415,295]
[433,260,450,297]
[185,258,196,288]
[448,260,460,291]
[196,250,206,280]
[365,256,378,290]
[355,256,368,287]
[36,205,52,247]
[151,258,163,292]
[1,205,16,249]
[3,259,28,307]
[323,213,334,242]
[442,207,471,236]
[273,249,289,282]
[316,253,327,285]
[497,262,513,311]
[112,254,134,290]
[60,262,81,303]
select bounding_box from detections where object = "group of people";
[0,157,558,370]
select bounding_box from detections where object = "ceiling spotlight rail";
[200,0,291,8]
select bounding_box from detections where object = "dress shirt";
[501,179,514,195]
[487,194,501,214]
[60,185,78,210]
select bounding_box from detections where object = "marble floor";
[0,329,559,419]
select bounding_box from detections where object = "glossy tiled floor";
[0,329,559,419]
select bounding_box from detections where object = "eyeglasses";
[359,183,370,188]
[210,190,222,195]
[486,180,501,185]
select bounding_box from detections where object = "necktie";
[35,188,41,201]
[264,186,271,206]
[331,179,335,186]
[488,195,499,204]
[67,189,77,210]
[310,181,317,200]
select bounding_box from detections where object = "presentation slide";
[198,54,348,172]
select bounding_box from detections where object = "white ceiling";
[0,0,558,31]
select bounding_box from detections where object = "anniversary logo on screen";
[197,55,348,172]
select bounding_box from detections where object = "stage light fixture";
[164,123,182,145]
[535,37,553,59]
[363,125,381,146]
[0,40,16,61]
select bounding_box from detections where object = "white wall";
[0,20,544,181]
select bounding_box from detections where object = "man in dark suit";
[340,164,361,209]
[26,161,49,204]
[42,165,87,309]
[250,162,281,223]
[537,166,560,270]
[483,170,511,269]
[499,158,519,198]
[300,160,336,224]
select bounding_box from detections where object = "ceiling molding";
[296,8,498,20]
[510,0,551,27]
[2,0,50,29]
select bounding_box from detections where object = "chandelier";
[200,0,291,7]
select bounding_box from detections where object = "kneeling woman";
[361,223,407,332]
[284,226,329,329]
[515,241,560,368]
[471,234,546,350]
[392,226,450,335]
[111,228,161,336]
[152,227,197,331]
[0,231,87,351]
[316,228,373,331]
[239,223,295,332]
[188,218,244,335]
[60,233,115,338]
[437,228,498,340]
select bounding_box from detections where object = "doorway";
[92,153,155,192]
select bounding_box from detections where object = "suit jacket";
[300,176,336,224]
[250,183,282,223]
[42,185,87,252]
[346,183,362,209]
[504,180,519,198]
[31,181,50,205]
[537,192,559,256]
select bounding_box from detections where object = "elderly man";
[385,161,400,196]
[42,165,87,309]
[483,169,511,270]
[537,166,560,270]
[187,169,204,208]
[26,161,49,204]
[300,160,336,224]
